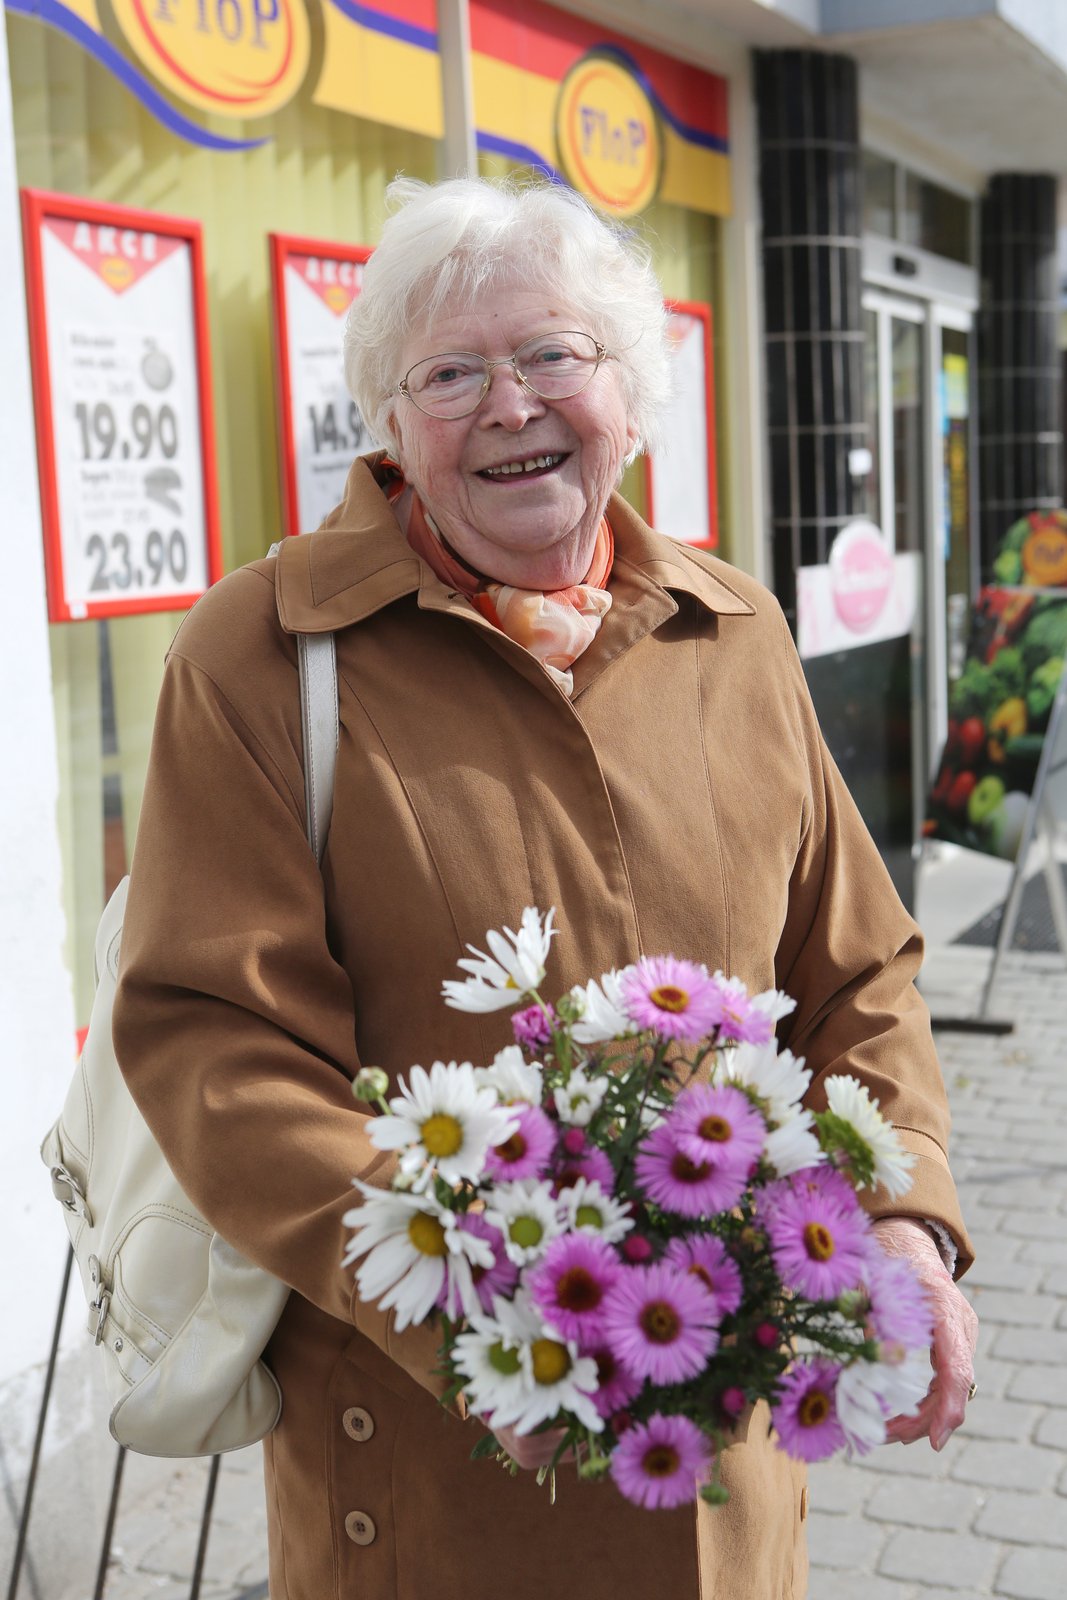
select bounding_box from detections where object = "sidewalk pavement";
[92,849,1067,1600]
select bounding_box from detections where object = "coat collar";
[274,451,755,635]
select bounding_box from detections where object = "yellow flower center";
[649,984,689,1013]
[488,1341,522,1377]
[407,1212,448,1257]
[803,1222,835,1262]
[798,1389,831,1428]
[509,1215,544,1250]
[530,1338,571,1386]
[575,1204,603,1229]
[643,1444,680,1478]
[420,1113,464,1158]
[639,1300,681,1344]
[495,1132,528,1164]
[698,1115,732,1143]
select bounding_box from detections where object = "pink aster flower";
[634,1120,749,1217]
[665,1235,743,1317]
[620,956,721,1043]
[553,1142,615,1195]
[512,1002,555,1052]
[763,1172,870,1301]
[527,1232,622,1346]
[601,1263,720,1385]
[861,1246,935,1353]
[483,1102,556,1183]
[610,1412,711,1510]
[437,1212,518,1316]
[706,974,775,1046]
[588,1344,644,1418]
[772,1359,846,1463]
[670,1082,766,1176]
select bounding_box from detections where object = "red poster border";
[644,298,719,551]
[268,232,373,541]
[20,189,222,623]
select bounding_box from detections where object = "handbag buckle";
[89,1288,111,1345]
[50,1164,93,1226]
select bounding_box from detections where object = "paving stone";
[805,1573,915,1600]
[968,1290,1058,1327]
[989,1328,1067,1365]
[949,1440,1059,1492]
[1033,1410,1067,1451]
[995,1547,1067,1599]
[864,1477,985,1531]
[806,1508,887,1569]
[974,1488,1067,1548]
[961,1398,1041,1443]
[878,1526,999,1590]
[963,1260,1042,1293]
[1007,1364,1067,1407]
[853,1439,955,1479]
[1000,1213,1067,1240]
[1042,1264,1067,1292]
[807,1458,874,1516]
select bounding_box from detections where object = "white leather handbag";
[41,628,338,1458]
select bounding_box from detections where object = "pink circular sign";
[829,520,893,633]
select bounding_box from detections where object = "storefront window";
[863,151,974,265]
[862,151,895,239]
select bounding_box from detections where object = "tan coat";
[114,455,973,1600]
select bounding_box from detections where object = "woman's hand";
[871,1216,979,1451]
[492,1422,574,1470]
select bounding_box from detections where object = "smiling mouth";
[478,452,568,481]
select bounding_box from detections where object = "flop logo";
[555,53,662,217]
[108,0,311,120]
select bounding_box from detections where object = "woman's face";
[388,281,638,589]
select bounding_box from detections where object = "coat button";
[345,1510,377,1546]
[343,1406,375,1442]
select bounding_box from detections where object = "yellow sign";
[555,53,662,218]
[109,0,312,120]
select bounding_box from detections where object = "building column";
[977,173,1064,575]
[753,49,865,621]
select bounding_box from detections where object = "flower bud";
[562,1127,586,1156]
[352,1066,389,1102]
[755,1321,779,1348]
[622,1234,653,1263]
[720,1386,746,1417]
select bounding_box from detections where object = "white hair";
[343,174,671,459]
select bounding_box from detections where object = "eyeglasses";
[395,331,611,419]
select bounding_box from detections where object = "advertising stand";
[644,300,718,549]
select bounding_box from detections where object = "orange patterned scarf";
[380,458,613,696]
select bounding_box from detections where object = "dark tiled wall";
[754,50,866,620]
[978,174,1064,573]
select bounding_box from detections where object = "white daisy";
[485,1179,564,1266]
[368,1060,518,1189]
[475,1045,544,1106]
[553,1064,611,1126]
[342,1184,492,1330]
[558,1177,634,1243]
[763,1111,824,1177]
[721,1040,811,1126]
[480,1291,603,1437]
[569,968,637,1045]
[452,1305,532,1422]
[824,1075,917,1199]
[751,986,798,1023]
[836,1348,931,1456]
[442,907,557,1013]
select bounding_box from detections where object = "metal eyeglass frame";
[394,332,612,419]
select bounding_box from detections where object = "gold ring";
[967,1381,978,1401]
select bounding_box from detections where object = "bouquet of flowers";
[343,909,934,1509]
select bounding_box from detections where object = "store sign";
[555,53,661,218]
[109,0,312,119]
[270,234,372,537]
[645,301,717,548]
[22,191,221,623]
[797,522,918,661]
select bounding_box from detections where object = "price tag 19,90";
[22,191,221,622]
[270,235,373,539]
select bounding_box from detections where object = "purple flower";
[553,1142,615,1195]
[664,1235,743,1317]
[763,1172,870,1301]
[609,1412,711,1509]
[670,1082,766,1174]
[620,956,721,1043]
[862,1245,935,1353]
[483,1102,556,1183]
[512,1002,555,1052]
[436,1212,517,1316]
[634,1121,749,1217]
[772,1359,846,1462]
[527,1232,622,1346]
[706,975,775,1046]
[587,1342,644,1418]
[601,1263,720,1386]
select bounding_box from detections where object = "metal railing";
[7,1247,267,1600]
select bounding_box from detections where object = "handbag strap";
[298,632,338,866]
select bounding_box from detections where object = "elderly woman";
[114,176,977,1600]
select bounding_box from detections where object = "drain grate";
[952,864,1067,953]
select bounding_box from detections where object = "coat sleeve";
[770,605,975,1276]
[112,591,449,1400]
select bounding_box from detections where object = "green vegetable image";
[993,549,1023,585]
[1003,516,1031,554]
[1019,603,1067,677]
[949,658,992,720]
[1026,657,1064,727]
[987,646,1026,705]
[968,775,1005,828]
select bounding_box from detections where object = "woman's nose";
[477,363,547,429]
